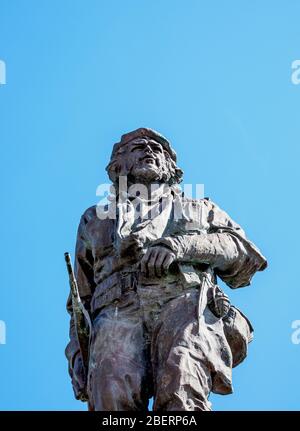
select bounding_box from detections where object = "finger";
[148,248,160,278]
[223,300,230,315]
[162,252,175,273]
[141,250,151,276]
[154,249,168,277]
[218,303,223,317]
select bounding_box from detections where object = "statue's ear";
[106,157,131,183]
[106,145,132,183]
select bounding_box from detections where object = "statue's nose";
[145,145,154,154]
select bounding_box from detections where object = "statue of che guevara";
[65,128,267,411]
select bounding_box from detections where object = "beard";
[130,165,162,183]
[128,157,167,184]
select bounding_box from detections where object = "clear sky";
[0,0,300,410]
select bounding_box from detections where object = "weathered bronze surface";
[65,128,267,411]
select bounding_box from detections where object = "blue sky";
[0,0,300,410]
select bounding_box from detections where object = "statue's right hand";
[72,353,88,401]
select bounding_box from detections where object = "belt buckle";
[120,271,136,293]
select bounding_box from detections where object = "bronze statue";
[65,128,267,411]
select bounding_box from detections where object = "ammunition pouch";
[222,306,254,367]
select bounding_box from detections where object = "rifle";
[64,252,92,399]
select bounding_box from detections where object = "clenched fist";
[141,245,176,278]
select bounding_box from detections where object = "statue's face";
[124,138,168,183]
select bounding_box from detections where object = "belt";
[91,270,138,316]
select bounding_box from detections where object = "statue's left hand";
[141,245,176,278]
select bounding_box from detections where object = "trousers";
[87,278,213,411]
